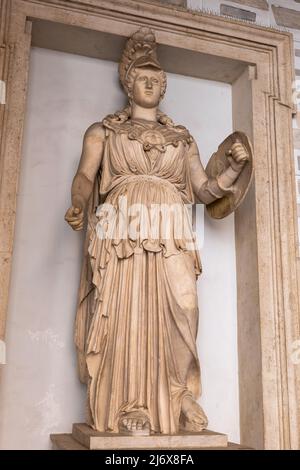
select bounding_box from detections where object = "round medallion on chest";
[141,129,166,152]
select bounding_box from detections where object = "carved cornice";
[19,0,293,38]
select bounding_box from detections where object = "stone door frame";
[0,0,299,449]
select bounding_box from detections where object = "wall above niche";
[31,19,249,84]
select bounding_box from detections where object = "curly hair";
[103,105,174,127]
[125,65,167,102]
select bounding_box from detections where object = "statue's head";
[119,27,167,108]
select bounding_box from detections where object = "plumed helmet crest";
[119,27,163,94]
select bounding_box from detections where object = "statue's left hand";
[226,141,249,174]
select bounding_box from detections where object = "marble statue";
[65,27,252,436]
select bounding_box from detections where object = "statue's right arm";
[65,123,106,231]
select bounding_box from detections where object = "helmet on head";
[119,27,167,99]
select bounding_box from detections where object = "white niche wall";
[0,47,238,449]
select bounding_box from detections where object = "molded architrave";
[0,0,299,450]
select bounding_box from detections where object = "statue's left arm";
[188,140,248,204]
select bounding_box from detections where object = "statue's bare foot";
[180,396,208,432]
[118,410,150,436]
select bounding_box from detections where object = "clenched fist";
[65,201,85,231]
[226,141,249,174]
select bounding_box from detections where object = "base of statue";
[50,423,251,450]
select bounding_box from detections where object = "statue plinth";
[51,423,230,450]
[73,423,228,450]
[51,424,252,450]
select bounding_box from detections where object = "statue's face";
[132,67,162,108]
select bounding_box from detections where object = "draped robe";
[74,115,216,434]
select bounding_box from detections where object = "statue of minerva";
[65,27,252,436]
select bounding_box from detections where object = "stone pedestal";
[50,423,251,450]
[73,424,228,450]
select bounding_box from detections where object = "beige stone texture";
[51,434,88,450]
[135,0,186,7]
[63,27,250,436]
[0,0,299,450]
[71,423,228,450]
[51,431,252,450]
[147,0,186,6]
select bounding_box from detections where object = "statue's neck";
[131,103,158,122]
